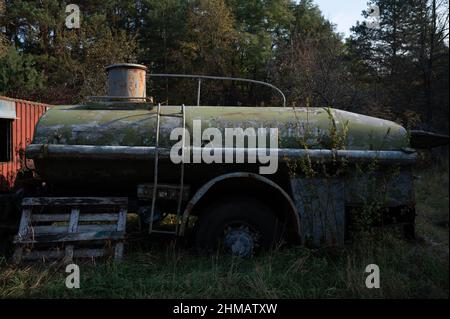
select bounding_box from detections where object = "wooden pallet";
[13,197,128,263]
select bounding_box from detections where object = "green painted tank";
[30,104,409,149]
[26,64,415,191]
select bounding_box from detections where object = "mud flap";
[290,178,345,246]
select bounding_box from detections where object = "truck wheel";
[194,197,280,257]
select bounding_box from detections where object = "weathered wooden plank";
[79,214,119,222]
[68,209,80,233]
[31,225,69,234]
[14,198,128,263]
[31,214,70,222]
[14,207,30,261]
[77,225,119,232]
[30,224,119,235]
[116,208,127,232]
[22,197,128,207]
[17,209,31,239]
[63,209,79,262]
[15,231,125,244]
[114,208,127,261]
[31,213,120,222]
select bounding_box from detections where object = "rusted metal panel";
[106,63,147,101]
[290,178,346,246]
[0,96,50,192]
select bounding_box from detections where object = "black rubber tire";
[194,196,280,256]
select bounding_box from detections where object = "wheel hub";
[223,226,258,257]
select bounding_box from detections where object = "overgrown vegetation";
[0,162,447,299]
[0,0,448,133]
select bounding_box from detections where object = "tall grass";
[0,163,448,299]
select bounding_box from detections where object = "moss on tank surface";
[32,103,409,151]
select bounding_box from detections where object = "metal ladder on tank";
[148,103,186,235]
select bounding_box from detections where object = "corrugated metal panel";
[0,96,50,192]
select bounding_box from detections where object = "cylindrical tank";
[106,63,147,102]
[25,64,415,191]
[26,104,414,186]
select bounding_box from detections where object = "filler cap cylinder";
[106,63,147,102]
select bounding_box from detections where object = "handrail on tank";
[148,73,287,108]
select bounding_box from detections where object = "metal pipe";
[27,144,417,165]
[149,73,287,108]
[176,104,187,234]
[149,103,161,233]
[197,78,202,106]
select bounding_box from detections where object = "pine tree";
[348,0,449,131]
[0,46,43,98]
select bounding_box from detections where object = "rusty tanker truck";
[10,63,446,259]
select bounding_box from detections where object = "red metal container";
[0,96,50,192]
